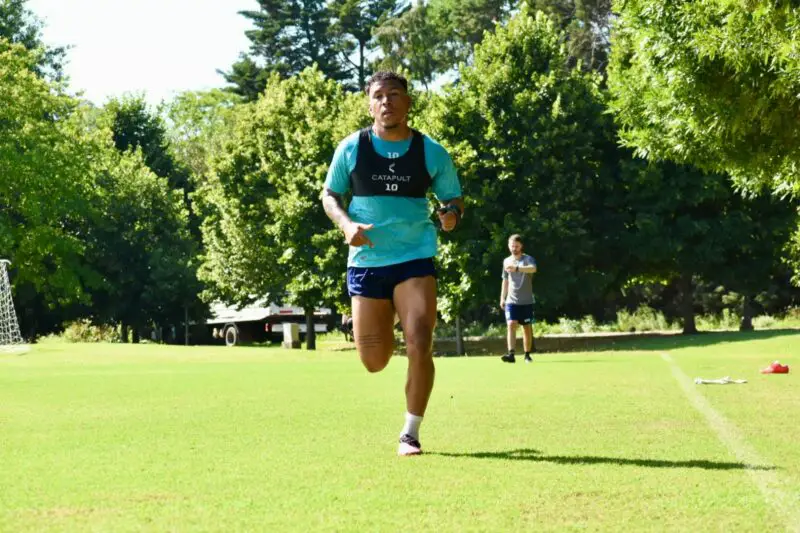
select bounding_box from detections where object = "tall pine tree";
[222,0,348,99]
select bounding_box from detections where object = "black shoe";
[501,353,516,363]
[524,354,533,363]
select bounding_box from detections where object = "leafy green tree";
[256,70,372,348]
[788,223,800,288]
[194,98,287,309]
[425,0,516,69]
[329,0,401,91]
[164,89,243,182]
[618,163,741,334]
[432,0,514,48]
[529,0,612,73]
[220,55,272,102]
[198,68,366,349]
[223,0,348,99]
[83,132,199,343]
[0,40,100,335]
[89,99,202,342]
[417,8,621,330]
[711,194,798,330]
[0,0,67,80]
[615,161,797,334]
[608,0,800,196]
[372,0,518,88]
[105,96,189,192]
[372,0,452,88]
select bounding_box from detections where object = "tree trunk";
[184,305,190,346]
[305,308,316,351]
[455,315,465,356]
[358,40,366,92]
[740,294,754,331]
[120,324,129,343]
[677,273,698,334]
[132,328,140,344]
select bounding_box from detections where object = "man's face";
[368,80,411,129]
[508,239,523,256]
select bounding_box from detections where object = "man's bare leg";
[501,320,519,362]
[522,323,534,362]
[522,324,533,352]
[506,321,519,353]
[352,296,395,372]
[394,276,437,416]
[393,275,436,455]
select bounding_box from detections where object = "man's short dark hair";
[365,71,409,94]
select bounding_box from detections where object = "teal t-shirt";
[324,129,462,267]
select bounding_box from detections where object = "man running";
[500,234,537,363]
[321,71,464,456]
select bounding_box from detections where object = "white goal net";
[0,260,27,354]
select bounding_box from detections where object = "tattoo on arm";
[321,188,351,232]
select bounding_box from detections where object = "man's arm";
[321,188,374,248]
[321,188,350,233]
[517,264,537,274]
[500,278,508,309]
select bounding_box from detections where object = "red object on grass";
[760,361,790,374]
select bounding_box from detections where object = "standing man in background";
[321,71,464,456]
[499,234,537,363]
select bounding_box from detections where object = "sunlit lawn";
[1,330,798,532]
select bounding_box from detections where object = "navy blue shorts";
[505,304,534,325]
[347,258,437,300]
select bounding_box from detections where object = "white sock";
[401,412,423,439]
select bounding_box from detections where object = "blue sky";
[29,0,256,105]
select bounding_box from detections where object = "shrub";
[752,315,777,329]
[696,309,741,331]
[615,306,672,332]
[56,320,120,343]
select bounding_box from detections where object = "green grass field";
[2,331,799,532]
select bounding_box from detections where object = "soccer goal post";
[0,260,27,354]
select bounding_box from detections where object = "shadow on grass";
[429,448,774,471]
[433,328,800,356]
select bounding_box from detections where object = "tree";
[88,98,202,342]
[198,68,366,349]
[223,0,348,100]
[221,55,273,102]
[164,89,243,182]
[617,163,743,334]
[529,0,612,73]
[614,160,798,334]
[329,0,401,91]
[372,0,452,88]
[194,98,287,309]
[105,97,189,192]
[608,1,800,196]
[256,70,371,348]
[417,8,621,329]
[426,0,516,68]
[371,0,519,89]
[0,40,99,335]
[711,193,798,331]
[0,0,68,80]
[789,223,800,288]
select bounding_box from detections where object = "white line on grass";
[661,352,799,533]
